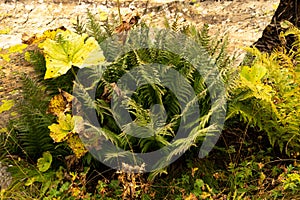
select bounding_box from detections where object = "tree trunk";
[253,0,300,52]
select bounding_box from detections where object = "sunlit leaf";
[280,20,294,29]
[22,26,67,45]
[0,44,28,62]
[25,177,36,186]
[98,10,108,21]
[10,111,18,117]
[240,64,267,83]
[8,44,27,53]
[48,113,75,142]
[37,151,52,172]
[39,29,105,79]
[0,52,10,62]
[0,99,14,114]
[0,27,10,34]
[0,128,7,133]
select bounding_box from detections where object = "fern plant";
[7,11,232,177]
[227,23,300,155]
[5,48,72,162]
[8,74,69,161]
[71,12,232,175]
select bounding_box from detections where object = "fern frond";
[228,30,300,155]
[86,9,106,43]
[11,74,67,160]
[72,15,86,35]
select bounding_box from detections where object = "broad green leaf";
[39,30,105,79]
[37,151,52,172]
[0,99,14,114]
[240,64,267,83]
[48,113,75,142]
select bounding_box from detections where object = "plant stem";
[117,0,122,24]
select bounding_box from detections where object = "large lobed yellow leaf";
[39,30,105,79]
[48,113,87,158]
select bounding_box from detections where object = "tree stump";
[254,0,300,52]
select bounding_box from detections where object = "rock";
[0,35,22,49]
[0,162,12,190]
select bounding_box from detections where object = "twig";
[117,0,122,24]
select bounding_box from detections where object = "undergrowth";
[0,9,299,200]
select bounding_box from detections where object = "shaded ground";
[0,0,279,128]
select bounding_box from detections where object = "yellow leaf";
[0,53,11,62]
[200,192,211,199]
[25,177,36,186]
[67,134,88,158]
[280,20,294,29]
[0,128,7,133]
[99,11,108,21]
[47,93,66,116]
[191,167,198,178]
[0,44,27,62]
[0,27,10,34]
[48,113,74,142]
[39,30,105,79]
[10,111,18,117]
[24,51,31,62]
[22,26,66,45]
[37,151,52,172]
[8,44,27,53]
[240,64,267,83]
[184,193,197,200]
[0,99,14,114]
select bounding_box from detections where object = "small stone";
[0,162,12,190]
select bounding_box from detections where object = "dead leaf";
[22,26,67,45]
[66,134,88,159]
[47,89,73,116]
[114,10,140,43]
[184,193,198,200]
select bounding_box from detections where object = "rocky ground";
[0,0,280,50]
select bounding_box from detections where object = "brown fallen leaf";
[47,89,73,116]
[114,10,140,43]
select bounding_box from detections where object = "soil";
[0,0,279,128]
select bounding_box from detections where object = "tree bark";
[253,0,300,52]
